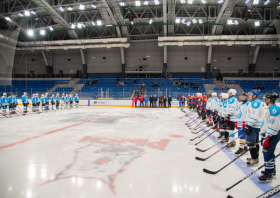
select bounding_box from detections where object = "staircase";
[47,79,84,95]
[162,67,172,79]
[205,80,245,95]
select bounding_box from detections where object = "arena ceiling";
[0,0,279,42]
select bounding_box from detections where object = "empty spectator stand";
[0,79,69,98]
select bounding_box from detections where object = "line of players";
[186,89,280,182]
[0,92,79,115]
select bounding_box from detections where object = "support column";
[206,46,212,79]
[121,47,126,78]
[80,49,87,79]
[248,46,260,77]
[42,51,53,78]
[163,0,167,70]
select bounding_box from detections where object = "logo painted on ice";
[41,137,170,195]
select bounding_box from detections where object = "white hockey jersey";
[260,104,280,136]
[236,100,250,127]
[217,99,223,117]
[245,98,265,128]
[222,100,228,118]
[226,96,239,122]
[206,98,213,110]
[212,98,220,111]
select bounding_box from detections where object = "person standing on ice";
[8,93,13,114]
[245,89,265,166]
[75,94,79,108]
[144,95,149,107]
[41,94,45,111]
[51,94,55,110]
[21,92,29,113]
[206,93,215,126]
[258,92,280,182]
[134,96,138,107]
[153,95,157,107]
[225,89,239,148]
[69,94,74,108]
[32,94,37,112]
[168,95,172,108]
[56,93,60,110]
[45,93,49,111]
[1,93,8,115]
[235,92,250,155]
[12,94,17,114]
[140,95,144,107]
[35,93,40,112]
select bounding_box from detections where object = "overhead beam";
[32,0,78,39]
[211,0,230,35]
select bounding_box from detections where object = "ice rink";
[0,107,280,198]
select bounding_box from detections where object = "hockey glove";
[244,125,252,135]
[235,122,238,130]
[242,121,246,130]
[263,135,271,148]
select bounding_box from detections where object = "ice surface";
[0,107,279,198]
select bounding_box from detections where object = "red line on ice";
[0,108,130,151]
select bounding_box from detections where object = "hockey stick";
[212,153,280,192]
[196,128,240,152]
[195,131,243,161]
[255,185,280,198]
[203,141,260,174]
[189,128,218,146]
[189,127,214,142]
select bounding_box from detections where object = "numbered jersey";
[260,104,280,136]
[245,99,265,128]
[236,100,250,127]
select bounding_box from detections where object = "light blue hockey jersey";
[56,95,60,101]
[236,100,250,127]
[75,96,79,101]
[69,97,73,101]
[217,99,223,117]
[261,104,280,136]
[222,100,228,118]
[8,96,13,103]
[21,95,28,103]
[206,98,213,110]
[226,96,239,122]
[245,99,265,128]
[51,97,55,102]
[32,97,36,103]
[41,97,45,103]
[12,96,17,103]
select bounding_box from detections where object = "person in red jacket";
[180,95,186,108]
[140,95,144,107]
[134,96,138,107]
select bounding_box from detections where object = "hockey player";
[235,92,250,154]
[21,93,29,113]
[1,93,8,115]
[32,94,37,112]
[45,93,49,111]
[258,92,280,182]
[225,89,239,147]
[245,89,265,166]
[216,93,224,136]
[75,94,79,108]
[50,94,55,110]
[12,94,17,113]
[206,93,216,126]
[212,93,220,129]
[8,94,13,114]
[200,94,207,122]
[56,93,60,110]
[36,93,40,112]
[41,94,45,111]
[65,94,69,110]
[69,94,74,108]
[220,93,229,140]
[61,93,66,110]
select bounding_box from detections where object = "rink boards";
[16,99,181,108]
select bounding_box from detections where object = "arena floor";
[0,107,279,198]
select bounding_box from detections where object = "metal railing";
[220,71,279,78]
